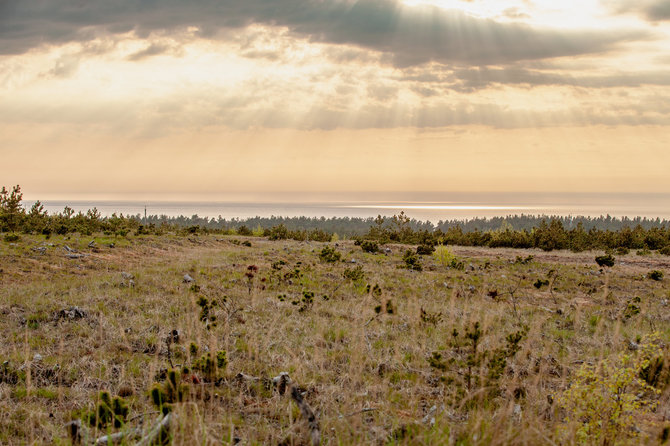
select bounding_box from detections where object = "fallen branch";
[67,413,172,446]
[290,385,320,446]
[136,413,172,446]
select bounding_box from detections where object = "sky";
[1,0,669,201]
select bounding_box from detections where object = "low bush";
[595,254,615,267]
[319,245,341,263]
[648,270,664,281]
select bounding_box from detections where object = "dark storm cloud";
[605,0,670,21]
[0,0,652,66]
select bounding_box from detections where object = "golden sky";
[1,0,669,200]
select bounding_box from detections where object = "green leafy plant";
[84,391,129,429]
[150,369,186,414]
[559,333,663,444]
[192,351,227,383]
[196,296,217,330]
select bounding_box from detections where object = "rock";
[183,274,195,283]
[66,254,85,259]
[350,259,357,263]
[468,285,476,292]
[33,353,43,362]
[31,247,46,254]
[53,307,88,321]
[87,240,96,248]
[63,245,76,253]
[628,341,639,351]
[121,272,134,280]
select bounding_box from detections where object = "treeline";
[2,185,670,253]
[436,214,670,232]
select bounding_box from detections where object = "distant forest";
[2,185,670,253]
[140,213,670,235]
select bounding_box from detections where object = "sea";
[22,192,670,224]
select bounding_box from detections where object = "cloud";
[0,0,652,66]
[126,43,173,61]
[605,0,670,21]
[450,67,670,91]
[500,7,531,20]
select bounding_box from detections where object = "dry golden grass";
[1,233,670,445]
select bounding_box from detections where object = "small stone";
[121,272,134,280]
[33,353,43,362]
[183,274,195,283]
[628,341,639,351]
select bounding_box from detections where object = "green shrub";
[559,333,662,444]
[533,279,550,289]
[3,233,19,242]
[360,240,379,253]
[595,254,615,267]
[237,225,252,236]
[402,250,422,271]
[266,224,288,240]
[648,270,664,281]
[307,228,332,242]
[150,369,185,414]
[343,265,365,282]
[84,391,129,429]
[319,245,341,263]
[416,244,435,255]
[659,245,670,256]
[433,245,456,266]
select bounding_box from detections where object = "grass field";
[1,233,670,445]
